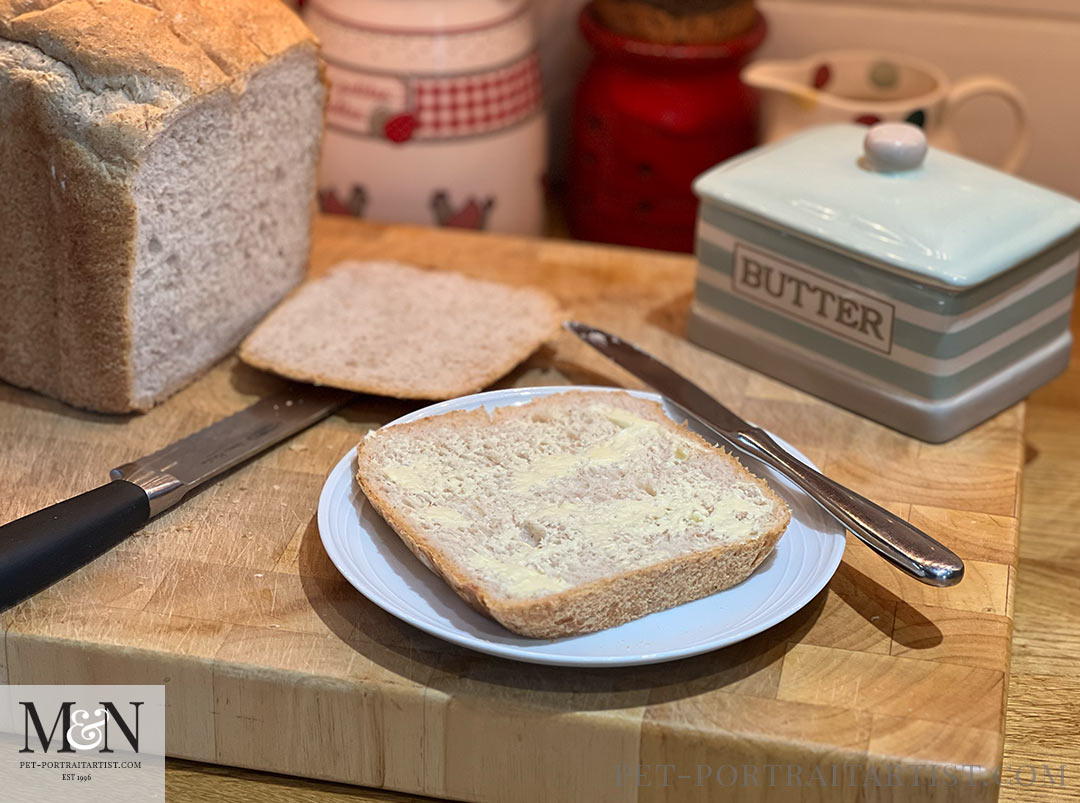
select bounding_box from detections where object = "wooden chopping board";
[0,216,1022,803]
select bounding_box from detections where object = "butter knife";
[566,321,964,587]
[0,383,354,610]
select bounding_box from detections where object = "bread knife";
[0,383,354,610]
[565,321,964,587]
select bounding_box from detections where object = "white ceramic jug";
[742,50,1029,173]
[305,0,548,234]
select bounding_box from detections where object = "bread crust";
[356,390,792,639]
[0,0,321,412]
[0,0,318,159]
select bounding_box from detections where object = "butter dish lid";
[693,124,1080,289]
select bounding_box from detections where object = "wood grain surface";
[996,296,1080,803]
[0,216,1057,802]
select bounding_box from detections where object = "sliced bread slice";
[239,261,562,399]
[356,390,791,638]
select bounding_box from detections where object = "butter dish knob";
[863,122,928,172]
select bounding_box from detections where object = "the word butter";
[732,244,895,354]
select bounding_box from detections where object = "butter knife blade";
[565,321,964,587]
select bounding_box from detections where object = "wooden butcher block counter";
[0,216,1023,803]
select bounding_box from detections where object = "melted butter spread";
[524,497,751,541]
[381,405,676,494]
[603,407,652,429]
[468,551,572,596]
[514,405,671,490]
[513,453,582,490]
[422,505,472,528]
[372,402,748,599]
[382,462,440,489]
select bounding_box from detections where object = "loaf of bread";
[240,260,562,400]
[0,0,325,412]
[591,0,757,44]
[356,390,790,638]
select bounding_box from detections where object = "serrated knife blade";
[566,321,964,587]
[0,382,354,610]
[111,383,354,514]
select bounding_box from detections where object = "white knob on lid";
[863,123,928,172]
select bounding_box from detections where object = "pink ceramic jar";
[305,0,548,235]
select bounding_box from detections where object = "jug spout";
[741,58,815,98]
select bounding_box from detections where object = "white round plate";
[318,386,845,667]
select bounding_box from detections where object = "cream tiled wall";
[538,0,1080,199]
[772,0,1080,18]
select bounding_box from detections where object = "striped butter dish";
[689,123,1080,442]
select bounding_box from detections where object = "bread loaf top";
[0,0,318,161]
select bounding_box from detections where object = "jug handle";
[945,76,1030,173]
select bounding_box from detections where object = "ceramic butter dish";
[689,123,1080,442]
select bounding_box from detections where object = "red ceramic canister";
[569,5,766,253]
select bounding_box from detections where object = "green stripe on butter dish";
[698,204,1080,314]
[894,274,1076,358]
[692,284,1071,399]
[695,248,1077,360]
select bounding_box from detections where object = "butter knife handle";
[731,428,964,587]
[0,480,150,611]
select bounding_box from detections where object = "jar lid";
[693,124,1080,288]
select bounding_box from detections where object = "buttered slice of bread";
[355,390,791,638]
[240,260,562,400]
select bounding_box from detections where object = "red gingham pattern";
[412,53,542,140]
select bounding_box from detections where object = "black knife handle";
[0,480,150,611]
